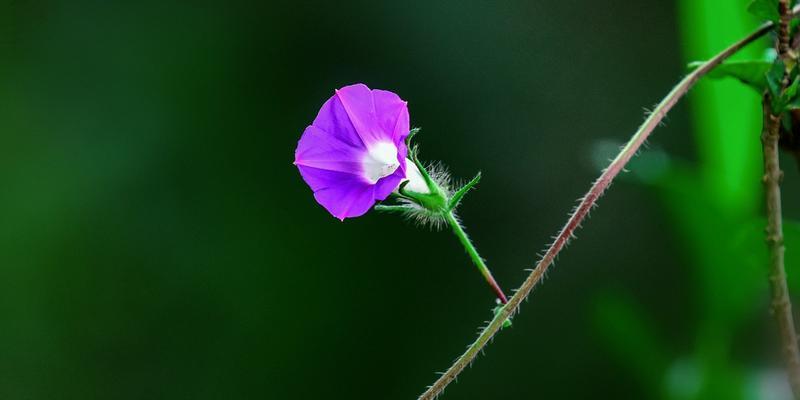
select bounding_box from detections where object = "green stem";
[444,211,508,304]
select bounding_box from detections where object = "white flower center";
[362,141,399,184]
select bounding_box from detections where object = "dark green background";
[1,1,790,399]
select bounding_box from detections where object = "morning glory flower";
[294,83,411,220]
[295,83,509,307]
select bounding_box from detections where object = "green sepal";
[747,0,780,23]
[406,127,420,147]
[688,60,772,93]
[374,204,414,213]
[387,126,484,218]
[399,183,448,212]
[409,149,436,190]
[406,127,422,163]
[407,150,448,204]
[448,172,481,211]
[403,127,438,194]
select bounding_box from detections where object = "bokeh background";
[4,0,800,398]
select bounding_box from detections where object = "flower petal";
[335,84,390,146]
[374,170,404,201]
[312,91,367,149]
[373,89,409,140]
[294,126,366,175]
[373,89,410,173]
[297,165,377,220]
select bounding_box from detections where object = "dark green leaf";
[747,0,780,22]
[786,68,800,109]
[787,95,800,110]
[688,60,771,93]
[786,76,800,99]
[767,58,785,101]
[777,78,800,112]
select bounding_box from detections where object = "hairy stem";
[762,98,800,398]
[444,211,508,304]
[417,16,783,400]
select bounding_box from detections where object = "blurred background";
[3,0,799,398]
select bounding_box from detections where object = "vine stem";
[765,2,800,396]
[444,211,508,304]
[762,98,800,398]
[417,14,789,400]
[779,0,792,66]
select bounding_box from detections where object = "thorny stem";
[417,15,786,400]
[762,98,800,398]
[765,3,800,397]
[444,211,508,304]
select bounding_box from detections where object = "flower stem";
[444,211,508,304]
[417,14,785,400]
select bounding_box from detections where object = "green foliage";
[594,293,668,392]
[689,58,800,113]
[688,60,771,93]
[747,0,780,22]
[765,59,800,112]
[767,58,784,99]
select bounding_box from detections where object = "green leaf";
[788,77,800,99]
[787,95,800,110]
[688,60,771,93]
[781,76,800,110]
[747,0,780,22]
[767,58,785,100]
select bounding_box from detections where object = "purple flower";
[294,83,410,220]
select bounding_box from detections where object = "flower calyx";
[374,128,483,220]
